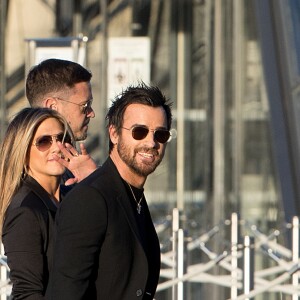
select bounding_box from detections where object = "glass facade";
[126,1,282,299]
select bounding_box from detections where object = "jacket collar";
[22,175,59,212]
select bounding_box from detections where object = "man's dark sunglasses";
[122,126,171,144]
[33,133,72,152]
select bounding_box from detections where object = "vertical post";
[213,0,225,225]
[175,2,186,296]
[172,208,185,300]
[73,0,82,36]
[177,228,184,300]
[71,39,79,63]
[210,3,225,298]
[0,243,7,300]
[292,216,299,300]
[176,0,185,212]
[100,0,108,162]
[243,236,254,299]
[172,208,179,300]
[232,0,244,213]
[231,213,239,299]
[0,0,7,141]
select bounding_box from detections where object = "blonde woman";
[0,107,75,299]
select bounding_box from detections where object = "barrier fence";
[157,210,300,299]
[1,212,300,299]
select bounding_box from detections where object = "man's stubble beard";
[117,139,164,177]
[74,131,88,141]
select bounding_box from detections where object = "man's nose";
[144,131,158,148]
[87,106,95,118]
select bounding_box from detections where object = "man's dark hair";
[106,82,172,152]
[26,58,92,107]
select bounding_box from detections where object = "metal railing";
[158,211,300,300]
[1,212,300,299]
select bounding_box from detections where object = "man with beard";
[26,58,98,183]
[46,83,173,300]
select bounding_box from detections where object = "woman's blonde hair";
[0,107,74,233]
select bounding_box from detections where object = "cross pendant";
[137,203,141,214]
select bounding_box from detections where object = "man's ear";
[44,97,58,111]
[109,125,119,145]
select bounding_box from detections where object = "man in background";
[26,58,95,141]
[26,58,98,182]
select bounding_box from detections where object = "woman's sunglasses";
[122,126,171,144]
[33,133,72,152]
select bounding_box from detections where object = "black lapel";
[105,158,146,250]
[23,176,58,213]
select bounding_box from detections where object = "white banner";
[108,37,150,105]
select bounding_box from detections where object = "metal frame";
[157,211,300,300]
[24,36,88,75]
[1,212,300,299]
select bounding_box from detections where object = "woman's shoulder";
[5,186,54,231]
[9,185,47,211]
[8,177,56,213]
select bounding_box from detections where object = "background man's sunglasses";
[122,126,170,144]
[33,133,72,152]
[55,97,93,114]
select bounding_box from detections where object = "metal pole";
[100,0,108,162]
[0,0,7,141]
[172,208,185,300]
[231,213,239,299]
[176,0,185,212]
[232,0,244,213]
[177,228,184,300]
[0,243,7,300]
[292,216,299,300]
[175,2,186,296]
[172,208,179,300]
[209,2,225,298]
[243,236,254,300]
[73,0,82,37]
[213,0,225,226]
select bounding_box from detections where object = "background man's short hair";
[26,58,92,107]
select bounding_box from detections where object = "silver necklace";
[127,183,143,214]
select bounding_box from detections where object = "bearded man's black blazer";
[46,157,161,300]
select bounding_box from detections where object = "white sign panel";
[35,47,74,65]
[34,47,86,67]
[25,38,88,75]
[108,37,150,105]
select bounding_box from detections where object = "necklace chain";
[127,183,143,214]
